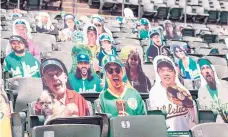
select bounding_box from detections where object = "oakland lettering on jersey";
[199,99,228,110]
[157,104,189,119]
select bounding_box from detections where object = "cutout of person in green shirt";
[138,18,151,40]
[197,58,228,123]
[99,55,146,117]
[171,45,200,80]
[3,35,40,78]
[69,53,102,93]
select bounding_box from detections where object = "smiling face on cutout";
[105,63,123,89]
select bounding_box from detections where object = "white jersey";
[149,55,196,131]
[149,84,195,131]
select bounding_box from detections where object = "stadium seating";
[1,0,228,135]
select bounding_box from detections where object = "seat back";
[32,124,100,137]
[110,115,168,137]
[198,110,217,123]
[191,123,228,137]
[7,77,43,112]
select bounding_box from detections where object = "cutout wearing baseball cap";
[9,35,27,45]
[103,55,123,70]
[149,29,160,38]
[198,58,212,70]
[41,59,64,75]
[100,34,111,42]
[15,20,26,25]
[64,14,75,20]
[157,58,175,72]
[87,26,97,32]
[77,54,90,63]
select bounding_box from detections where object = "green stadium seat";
[110,115,168,137]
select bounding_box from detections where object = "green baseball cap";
[100,34,111,42]
[103,55,123,69]
[198,58,212,69]
[140,18,149,25]
[77,54,90,62]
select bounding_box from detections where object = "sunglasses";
[94,24,102,27]
[106,67,121,74]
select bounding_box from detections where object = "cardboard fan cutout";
[197,58,228,123]
[97,33,117,68]
[91,14,113,37]
[170,44,200,80]
[35,58,90,123]
[99,55,145,117]
[163,20,182,41]
[149,55,196,131]
[0,87,13,137]
[82,24,100,58]
[68,52,102,93]
[35,12,55,34]
[59,13,77,41]
[119,46,152,93]
[146,28,170,63]
[138,18,151,40]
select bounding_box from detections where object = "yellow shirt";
[0,117,12,137]
[87,44,100,58]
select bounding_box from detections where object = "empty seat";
[32,124,100,137]
[191,123,228,137]
[32,33,56,45]
[54,42,76,52]
[194,47,212,55]
[197,110,217,123]
[188,41,209,49]
[213,65,228,79]
[209,43,227,49]
[204,56,227,66]
[6,77,43,112]
[110,115,168,137]
[183,36,203,42]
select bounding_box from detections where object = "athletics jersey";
[68,73,102,93]
[99,86,145,117]
[3,52,40,78]
[149,84,195,131]
[198,83,228,123]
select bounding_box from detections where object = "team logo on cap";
[127,98,137,110]
[80,54,86,58]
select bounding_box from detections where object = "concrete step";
[62,2,89,8]
[62,7,99,14]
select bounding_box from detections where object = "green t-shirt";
[3,52,40,78]
[68,73,102,93]
[99,86,145,117]
[139,29,148,40]
[206,85,218,104]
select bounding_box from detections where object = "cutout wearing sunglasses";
[106,66,121,74]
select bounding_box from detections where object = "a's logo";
[80,54,85,58]
[127,98,138,110]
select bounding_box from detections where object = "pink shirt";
[27,39,40,61]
